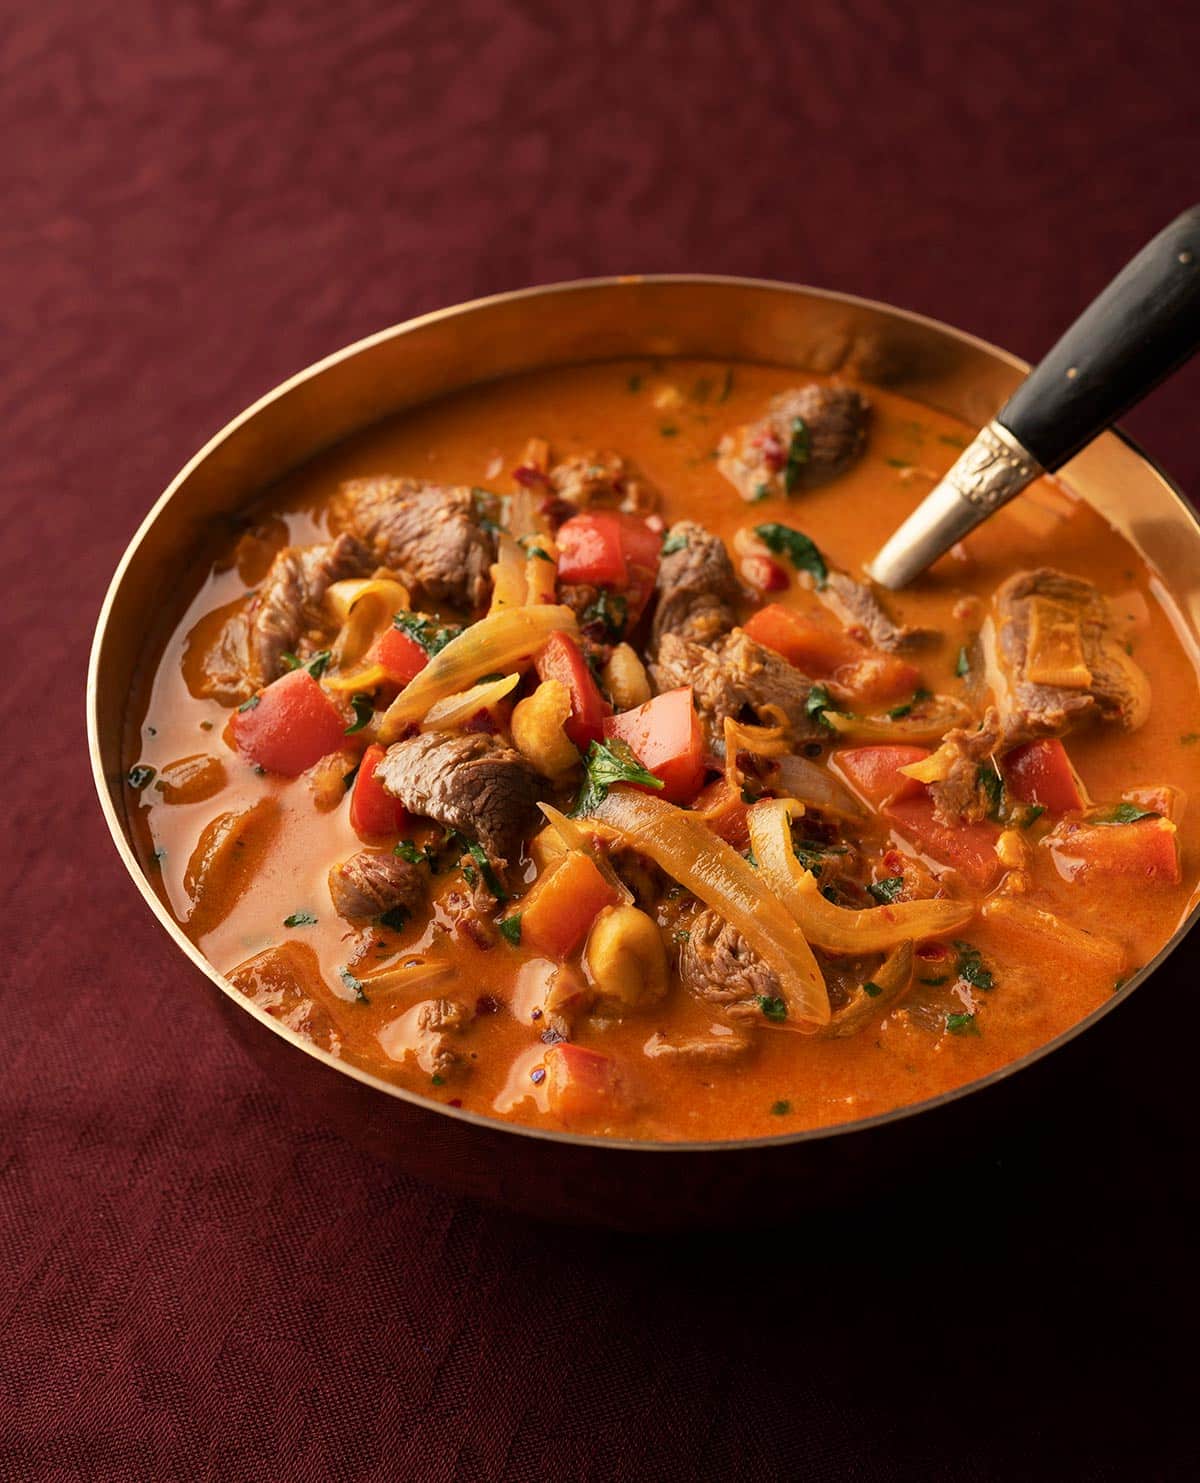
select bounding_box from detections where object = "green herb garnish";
[976,764,1005,822]
[345,693,373,734]
[804,683,842,730]
[770,1099,792,1116]
[573,738,663,816]
[581,588,629,640]
[378,906,409,931]
[758,995,788,1023]
[887,687,932,721]
[1019,804,1046,829]
[237,694,261,713]
[395,839,435,866]
[863,981,883,999]
[661,531,689,556]
[339,967,369,1003]
[498,914,522,946]
[393,612,463,656]
[462,840,507,901]
[283,911,317,927]
[867,876,905,905]
[782,416,810,494]
[431,1074,446,1087]
[953,940,994,991]
[127,765,156,790]
[280,649,331,679]
[955,646,971,679]
[753,522,828,587]
[1092,802,1160,825]
[946,1012,979,1036]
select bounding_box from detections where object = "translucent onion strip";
[584,788,830,1028]
[747,799,972,953]
[379,605,579,742]
[823,694,971,745]
[538,803,634,905]
[421,673,520,732]
[326,577,411,670]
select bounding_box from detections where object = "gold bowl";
[87,278,1200,1227]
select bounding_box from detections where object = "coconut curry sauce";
[125,359,1200,1141]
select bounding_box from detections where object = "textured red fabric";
[4,1,1200,1477]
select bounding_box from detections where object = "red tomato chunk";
[231,670,345,777]
[834,745,931,808]
[603,687,706,803]
[350,743,409,838]
[543,1043,628,1124]
[534,631,612,751]
[372,625,429,686]
[743,603,920,706]
[1004,738,1084,814]
[556,512,661,624]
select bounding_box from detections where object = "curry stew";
[126,360,1200,1141]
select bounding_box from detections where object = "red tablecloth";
[5,2,1200,1477]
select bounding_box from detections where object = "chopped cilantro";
[393,612,463,656]
[280,649,331,679]
[237,694,261,713]
[804,683,841,730]
[867,876,905,905]
[378,906,409,931]
[673,929,691,943]
[955,646,971,679]
[887,687,932,720]
[498,914,522,946]
[395,839,434,866]
[283,911,317,927]
[953,940,994,991]
[753,522,828,587]
[946,1011,979,1036]
[345,693,373,733]
[127,765,156,790]
[1092,802,1160,825]
[661,531,689,556]
[863,981,883,998]
[752,482,770,501]
[459,839,507,901]
[339,967,369,1003]
[758,995,788,1023]
[573,738,663,816]
[1019,804,1046,829]
[581,588,629,639]
[976,763,1005,821]
[782,416,810,494]
[770,1099,792,1116]
[431,1074,446,1087]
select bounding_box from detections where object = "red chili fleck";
[917,941,950,962]
[448,1098,463,1108]
[512,464,549,487]
[755,431,785,472]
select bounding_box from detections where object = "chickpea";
[511,680,579,777]
[583,906,669,1013]
[602,644,651,712]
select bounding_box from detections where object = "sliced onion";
[584,788,830,1028]
[489,531,528,613]
[821,942,913,1039]
[823,694,970,744]
[421,673,520,732]
[522,533,560,605]
[326,577,411,670]
[356,957,453,995]
[723,716,790,790]
[747,798,972,952]
[772,753,866,820]
[379,605,579,741]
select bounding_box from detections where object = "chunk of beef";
[376,730,542,866]
[990,569,1151,743]
[227,942,343,1056]
[202,533,368,699]
[328,849,428,922]
[642,1027,753,1064]
[678,909,780,1019]
[650,629,822,747]
[718,384,869,500]
[923,707,1004,826]
[823,570,933,652]
[330,477,497,610]
[548,450,657,516]
[650,521,740,649]
[377,997,472,1079]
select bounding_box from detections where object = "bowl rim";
[87,272,1200,1155]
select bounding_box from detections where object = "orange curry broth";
[125,358,1200,1141]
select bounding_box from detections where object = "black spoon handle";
[997,204,1200,471]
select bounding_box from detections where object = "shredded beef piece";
[201,533,368,699]
[823,570,933,652]
[380,997,472,1078]
[923,708,1005,826]
[328,849,428,922]
[650,521,740,649]
[642,1028,753,1064]
[718,384,869,500]
[991,568,1151,743]
[650,629,821,747]
[376,731,541,866]
[678,909,781,1019]
[330,477,497,610]
[548,451,656,515]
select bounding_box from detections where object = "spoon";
[869,205,1200,590]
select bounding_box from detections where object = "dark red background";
[5,2,1200,1477]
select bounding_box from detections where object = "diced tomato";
[231,669,346,777]
[603,687,706,804]
[520,851,621,958]
[555,512,662,624]
[884,795,1002,888]
[741,554,789,592]
[834,746,931,808]
[543,1043,627,1124]
[1003,738,1084,814]
[371,625,429,685]
[350,743,409,838]
[1047,818,1181,884]
[534,631,612,751]
[693,776,752,849]
[743,603,920,705]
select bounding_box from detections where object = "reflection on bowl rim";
[86,274,1200,1154]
